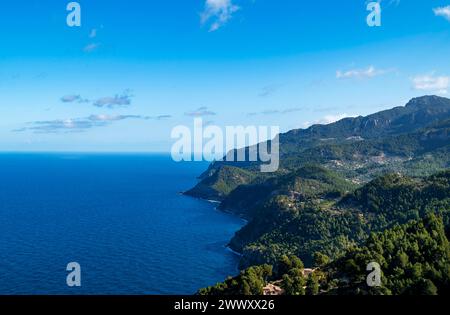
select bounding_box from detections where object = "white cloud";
[14,114,171,134]
[258,84,282,97]
[83,43,100,53]
[364,0,400,6]
[336,66,391,79]
[247,107,302,116]
[201,0,240,32]
[89,29,97,38]
[60,95,89,103]
[93,90,133,108]
[412,74,450,94]
[433,6,450,21]
[302,114,355,128]
[185,106,216,117]
[61,95,81,103]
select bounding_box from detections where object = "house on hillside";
[263,282,285,296]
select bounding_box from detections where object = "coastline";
[182,190,247,258]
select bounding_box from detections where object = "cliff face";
[184,165,257,201]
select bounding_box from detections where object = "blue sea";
[0,153,244,294]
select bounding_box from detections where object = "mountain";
[283,95,450,141]
[198,170,450,295]
[219,165,355,219]
[186,95,450,200]
[233,170,449,268]
[189,96,450,295]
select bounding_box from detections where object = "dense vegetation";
[198,265,273,295]
[191,96,450,295]
[228,171,450,268]
[200,214,450,295]
[326,214,450,295]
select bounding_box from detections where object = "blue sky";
[1,0,450,152]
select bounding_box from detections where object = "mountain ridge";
[186,95,450,201]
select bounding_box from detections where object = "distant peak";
[405,95,450,108]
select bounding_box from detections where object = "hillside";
[200,214,450,296]
[231,171,450,268]
[187,95,450,200]
[191,95,450,295]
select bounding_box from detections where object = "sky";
[1,0,450,152]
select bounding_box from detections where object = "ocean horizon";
[0,153,244,294]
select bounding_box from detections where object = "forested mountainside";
[199,171,450,295]
[188,96,450,295]
[231,171,450,268]
[200,213,450,296]
[186,95,450,200]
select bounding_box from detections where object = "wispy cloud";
[201,0,240,32]
[364,0,400,7]
[88,114,170,122]
[248,107,302,116]
[155,115,172,120]
[185,106,216,117]
[87,114,146,122]
[258,84,282,97]
[412,73,449,94]
[433,5,450,21]
[89,28,97,38]
[61,90,135,108]
[60,95,89,103]
[83,43,100,53]
[34,72,47,80]
[336,66,392,80]
[387,0,401,7]
[302,113,355,128]
[93,90,133,108]
[14,114,171,134]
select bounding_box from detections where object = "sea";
[0,153,244,294]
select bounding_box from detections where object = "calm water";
[0,153,244,294]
